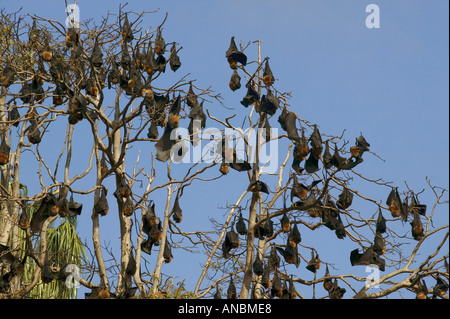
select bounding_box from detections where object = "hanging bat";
[229,69,241,91]
[263,59,275,86]
[169,43,181,72]
[171,197,183,223]
[226,36,247,69]
[350,245,385,271]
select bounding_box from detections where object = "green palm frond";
[15,200,88,299]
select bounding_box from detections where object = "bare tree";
[0,6,448,300]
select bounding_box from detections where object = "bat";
[171,197,183,223]
[261,218,274,238]
[253,256,264,276]
[247,180,270,194]
[227,277,237,299]
[335,213,346,239]
[125,248,137,275]
[41,262,55,284]
[410,212,424,240]
[328,279,346,299]
[142,201,158,235]
[169,43,182,72]
[121,13,134,42]
[263,59,275,86]
[331,143,347,169]
[226,36,247,69]
[121,44,132,70]
[94,188,109,217]
[154,27,166,56]
[91,41,103,67]
[67,194,83,217]
[155,54,166,73]
[147,121,159,139]
[65,27,79,48]
[155,124,178,162]
[123,197,134,217]
[236,212,247,235]
[288,222,301,247]
[305,253,321,273]
[416,279,428,299]
[240,83,260,107]
[350,245,385,271]
[1,60,15,88]
[114,179,131,199]
[280,212,290,233]
[262,263,271,289]
[409,195,427,216]
[322,141,333,169]
[214,287,221,299]
[278,107,300,143]
[269,245,280,270]
[163,241,173,263]
[260,89,279,116]
[229,69,241,91]
[0,136,10,165]
[41,40,53,62]
[350,134,371,158]
[288,277,297,299]
[219,162,230,175]
[375,209,387,233]
[271,273,282,298]
[276,240,300,267]
[432,277,448,298]
[188,100,206,146]
[373,233,386,255]
[310,125,323,159]
[290,175,321,202]
[336,186,354,210]
[186,83,198,108]
[323,265,333,292]
[386,187,407,219]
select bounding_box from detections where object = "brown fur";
[350,146,361,158]
[89,85,99,97]
[168,114,179,129]
[123,207,133,217]
[229,81,238,91]
[143,64,154,75]
[416,292,426,299]
[100,166,108,176]
[282,222,291,233]
[42,51,53,62]
[263,75,273,86]
[20,220,30,230]
[219,164,229,175]
[389,205,400,217]
[323,280,332,291]
[53,95,63,106]
[413,225,423,236]
[98,289,110,299]
[1,75,10,87]
[0,152,9,165]
[155,45,162,56]
[100,206,109,217]
[227,58,237,69]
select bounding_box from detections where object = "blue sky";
[2,0,448,298]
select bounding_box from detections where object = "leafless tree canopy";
[0,7,448,299]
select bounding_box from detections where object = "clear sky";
[1,0,448,298]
